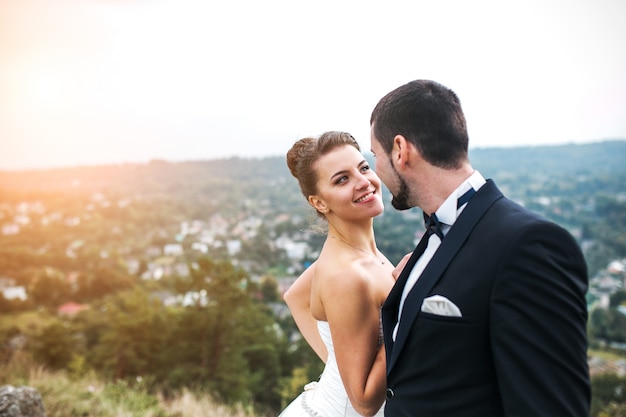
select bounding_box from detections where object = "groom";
[370,79,590,416]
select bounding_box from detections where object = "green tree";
[165,257,285,410]
[591,373,626,417]
[29,321,74,369]
[258,274,280,302]
[589,308,626,344]
[607,310,626,343]
[28,268,71,309]
[609,290,626,308]
[83,287,170,381]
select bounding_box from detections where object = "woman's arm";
[283,265,328,363]
[320,264,391,417]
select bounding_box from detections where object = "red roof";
[57,302,89,315]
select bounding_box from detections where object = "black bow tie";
[423,211,445,240]
[423,188,476,240]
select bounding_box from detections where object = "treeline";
[1,258,322,415]
[590,290,626,345]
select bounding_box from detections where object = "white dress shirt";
[392,171,486,341]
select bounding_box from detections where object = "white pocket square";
[421,295,462,317]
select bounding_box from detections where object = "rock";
[0,385,45,417]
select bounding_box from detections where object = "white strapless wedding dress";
[279,321,385,417]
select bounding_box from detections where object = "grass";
[1,311,268,416]
[2,351,260,417]
[589,348,626,360]
[160,390,257,417]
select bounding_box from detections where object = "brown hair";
[286,131,360,216]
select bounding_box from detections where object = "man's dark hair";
[370,79,469,169]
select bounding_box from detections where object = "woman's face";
[311,145,384,221]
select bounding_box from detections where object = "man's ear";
[392,134,411,168]
[308,195,328,214]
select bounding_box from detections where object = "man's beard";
[390,173,412,211]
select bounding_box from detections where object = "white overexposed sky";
[0,0,625,171]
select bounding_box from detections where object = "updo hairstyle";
[286,131,360,216]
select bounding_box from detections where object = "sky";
[0,0,625,171]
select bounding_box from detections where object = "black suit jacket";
[382,180,590,417]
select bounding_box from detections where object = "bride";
[280,131,395,417]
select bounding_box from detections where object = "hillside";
[2,139,625,191]
[1,140,625,416]
[0,140,625,271]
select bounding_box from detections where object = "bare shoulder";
[317,256,367,286]
[316,254,391,299]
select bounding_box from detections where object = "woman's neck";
[327,222,377,252]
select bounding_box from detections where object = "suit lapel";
[382,232,430,366]
[385,180,503,374]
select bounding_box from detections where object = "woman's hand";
[392,252,412,281]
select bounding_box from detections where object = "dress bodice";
[279,320,384,417]
[317,320,334,354]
